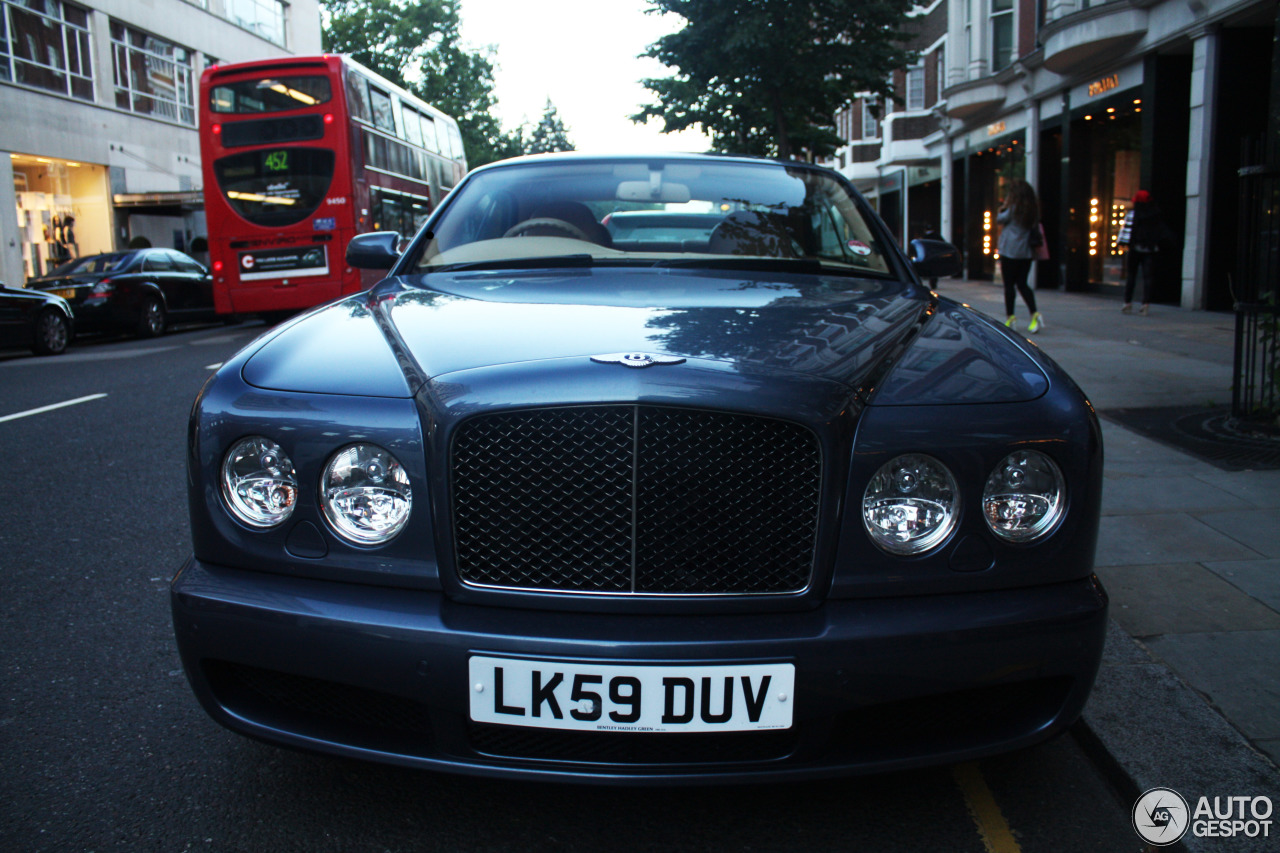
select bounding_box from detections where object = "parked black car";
[0,282,73,355]
[28,249,216,338]
[172,153,1106,783]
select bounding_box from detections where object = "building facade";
[0,0,321,286]
[829,0,1277,310]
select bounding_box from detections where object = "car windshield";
[49,253,133,276]
[411,159,893,276]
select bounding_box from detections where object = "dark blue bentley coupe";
[172,153,1107,782]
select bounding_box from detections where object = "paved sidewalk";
[943,279,1280,850]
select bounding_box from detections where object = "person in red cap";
[1118,190,1169,314]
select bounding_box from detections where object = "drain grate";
[1101,406,1280,471]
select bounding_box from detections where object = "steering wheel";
[503,218,593,242]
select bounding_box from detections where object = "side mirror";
[346,231,402,270]
[909,238,963,280]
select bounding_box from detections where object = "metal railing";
[1233,142,1280,422]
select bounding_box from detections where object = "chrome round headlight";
[862,453,959,555]
[982,450,1066,542]
[221,436,298,528]
[321,444,412,544]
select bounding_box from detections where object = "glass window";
[420,114,439,153]
[906,64,925,111]
[415,159,892,277]
[371,187,430,236]
[223,0,285,47]
[0,0,94,101]
[169,251,204,273]
[402,105,423,148]
[213,147,336,227]
[991,0,1014,72]
[369,84,395,133]
[861,98,878,140]
[143,252,174,272]
[210,75,331,113]
[447,123,463,160]
[110,21,195,124]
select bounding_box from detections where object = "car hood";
[242,267,930,398]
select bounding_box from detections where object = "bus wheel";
[137,297,167,338]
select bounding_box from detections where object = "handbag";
[1033,223,1050,261]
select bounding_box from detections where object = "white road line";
[0,393,109,424]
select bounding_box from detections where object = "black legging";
[1124,251,1155,304]
[1000,257,1037,316]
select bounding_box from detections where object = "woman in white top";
[996,179,1045,334]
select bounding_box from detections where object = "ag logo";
[1133,787,1189,846]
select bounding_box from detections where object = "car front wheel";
[137,296,166,338]
[32,309,70,355]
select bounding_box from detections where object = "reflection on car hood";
[387,267,925,391]
[28,272,112,289]
[241,266,1047,404]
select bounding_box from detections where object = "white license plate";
[468,656,794,733]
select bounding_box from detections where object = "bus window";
[369,85,395,134]
[420,115,439,154]
[447,124,464,161]
[210,76,332,113]
[403,107,423,148]
[345,69,370,123]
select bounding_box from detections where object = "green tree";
[633,0,918,160]
[527,100,574,154]
[320,0,524,166]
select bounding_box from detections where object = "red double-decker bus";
[199,55,466,316]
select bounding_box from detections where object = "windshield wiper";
[424,254,596,274]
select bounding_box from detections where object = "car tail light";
[89,279,114,298]
[323,113,334,125]
[212,260,224,272]
[212,123,221,135]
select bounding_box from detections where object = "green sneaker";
[1004,315,1016,329]
[1028,312,1044,334]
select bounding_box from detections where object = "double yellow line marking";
[953,762,1023,853]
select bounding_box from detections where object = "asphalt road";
[1,322,1142,852]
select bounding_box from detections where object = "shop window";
[990,0,1014,72]
[110,21,195,124]
[224,0,285,48]
[906,63,925,111]
[0,0,94,101]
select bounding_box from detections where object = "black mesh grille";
[451,405,821,594]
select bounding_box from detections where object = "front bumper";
[171,557,1108,783]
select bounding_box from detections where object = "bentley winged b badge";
[590,352,686,369]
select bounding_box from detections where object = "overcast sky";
[457,0,712,152]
